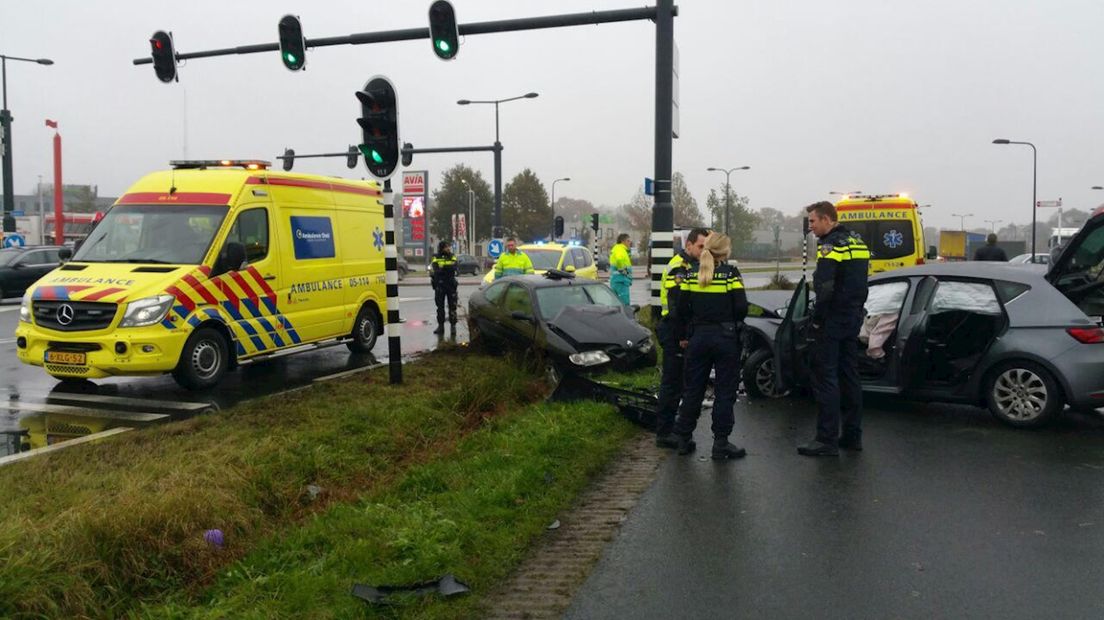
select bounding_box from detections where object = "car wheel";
[173,327,229,390]
[743,348,785,399]
[347,305,380,353]
[467,317,484,348]
[985,361,1063,428]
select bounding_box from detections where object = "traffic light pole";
[2,56,14,234]
[650,0,675,318]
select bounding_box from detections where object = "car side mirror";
[215,241,247,276]
[58,247,72,262]
[510,310,536,323]
[927,245,937,260]
[565,264,577,273]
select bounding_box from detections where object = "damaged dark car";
[467,271,656,381]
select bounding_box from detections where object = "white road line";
[398,297,431,302]
[0,338,15,345]
[0,401,170,423]
[0,428,133,468]
[0,306,20,313]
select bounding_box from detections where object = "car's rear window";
[525,249,562,271]
[845,220,915,260]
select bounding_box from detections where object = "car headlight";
[19,294,31,323]
[119,294,175,327]
[569,350,611,366]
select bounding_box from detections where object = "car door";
[12,250,56,295]
[474,281,510,344]
[574,247,599,280]
[773,276,813,391]
[891,276,937,391]
[500,283,539,350]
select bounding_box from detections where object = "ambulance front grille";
[33,301,118,332]
[45,364,90,375]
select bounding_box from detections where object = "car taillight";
[916,257,925,265]
[1067,327,1104,344]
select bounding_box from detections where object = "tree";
[706,185,758,255]
[429,164,493,243]
[672,172,704,228]
[619,188,651,240]
[502,168,551,241]
[1047,208,1089,229]
[555,196,596,239]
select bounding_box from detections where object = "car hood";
[546,305,648,349]
[28,262,203,305]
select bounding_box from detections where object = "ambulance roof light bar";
[170,159,271,170]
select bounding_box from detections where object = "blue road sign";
[2,234,26,248]
[644,177,655,196]
[12,210,24,217]
[488,238,504,258]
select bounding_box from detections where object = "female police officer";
[671,233,749,460]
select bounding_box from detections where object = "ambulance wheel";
[173,327,229,390]
[347,305,380,353]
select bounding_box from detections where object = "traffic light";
[590,213,600,231]
[401,142,414,167]
[355,76,400,180]
[346,145,359,169]
[428,0,459,60]
[278,15,306,71]
[149,30,177,83]
[554,216,564,238]
[281,148,295,172]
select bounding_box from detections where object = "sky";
[1,0,1102,232]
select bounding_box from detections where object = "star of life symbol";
[883,229,904,249]
[372,227,384,251]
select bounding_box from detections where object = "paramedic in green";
[493,237,535,279]
[609,233,633,305]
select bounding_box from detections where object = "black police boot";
[676,435,697,455]
[797,440,839,457]
[433,323,445,335]
[839,434,863,451]
[711,438,747,460]
[655,433,680,449]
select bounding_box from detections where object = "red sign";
[403,172,425,196]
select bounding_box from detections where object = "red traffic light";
[149,30,177,83]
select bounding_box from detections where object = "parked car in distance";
[769,212,1104,427]
[456,254,481,276]
[397,255,409,280]
[596,256,610,272]
[468,271,655,382]
[1008,253,1050,265]
[0,246,65,301]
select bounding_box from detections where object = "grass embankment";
[0,348,639,618]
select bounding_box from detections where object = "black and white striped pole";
[383,179,402,384]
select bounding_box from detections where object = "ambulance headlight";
[569,350,611,367]
[19,294,31,323]
[120,295,175,327]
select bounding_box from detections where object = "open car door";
[1046,209,1104,324]
[892,275,938,392]
[773,277,813,393]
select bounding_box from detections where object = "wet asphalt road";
[566,394,1104,619]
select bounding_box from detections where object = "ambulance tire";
[347,305,380,353]
[173,327,229,391]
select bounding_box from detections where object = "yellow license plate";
[45,351,86,365]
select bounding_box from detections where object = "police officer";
[430,240,459,335]
[609,233,633,306]
[672,233,749,460]
[655,227,710,449]
[493,237,535,279]
[798,201,870,456]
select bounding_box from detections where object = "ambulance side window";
[226,209,269,264]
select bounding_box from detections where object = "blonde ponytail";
[698,233,732,287]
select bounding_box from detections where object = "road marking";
[0,306,21,313]
[0,338,15,345]
[399,297,430,302]
[0,401,170,423]
[0,428,133,468]
[313,362,386,384]
[43,392,218,414]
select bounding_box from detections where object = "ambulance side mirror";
[58,247,72,262]
[215,241,247,276]
[927,245,938,260]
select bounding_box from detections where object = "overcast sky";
[2,0,1102,231]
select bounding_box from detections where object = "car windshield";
[73,204,229,265]
[524,249,563,271]
[0,249,20,266]
[536,284,623,320]
[1062,223,1104,280]
[845,220,915,260]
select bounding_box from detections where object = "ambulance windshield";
[73,204,229,265]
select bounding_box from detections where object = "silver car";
[772,208,1104,427]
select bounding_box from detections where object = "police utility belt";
[688,321,740,336]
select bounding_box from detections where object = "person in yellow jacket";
[493,237,535,279]
[609,233,633,305]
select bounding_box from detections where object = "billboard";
[401,171,429,258]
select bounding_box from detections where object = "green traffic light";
[370,150,384,164]
[284,52,298,65]
[435,39,451,53]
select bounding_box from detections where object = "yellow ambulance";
[15,160,388,390]
[834,194,930,274]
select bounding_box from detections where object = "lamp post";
[460,179,475,255]
[951,212,974,231]
[992,138,1038,262]
[457,92,538,238]
[984,219,1003,233]
[550,176,570,240]
[706,165,750,237]
[1,54,54,235]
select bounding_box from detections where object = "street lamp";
[951,212,974,231]
[984,219,1003,233]
[992,138,1038,262]
[550,177,570,239]
[706,165,751,237]
[457,92,538,238]
[460,179,475,255]
[1,54,54,235]
[1092,186,1103,190]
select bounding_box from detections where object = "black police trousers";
[655,318,684,435]
[812,329,862,446]
[435,286,458,325]
[675,324,742,439]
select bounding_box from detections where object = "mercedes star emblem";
[57,304,75,326]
